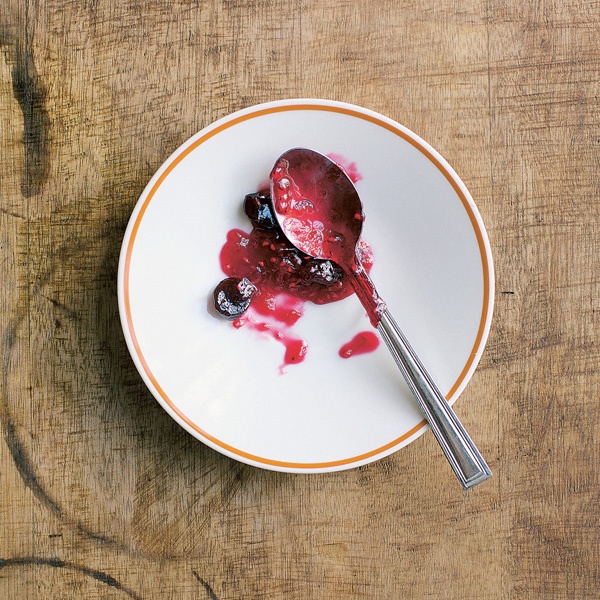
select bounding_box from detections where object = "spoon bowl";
[270,148,364,266]
[270,149,385,326]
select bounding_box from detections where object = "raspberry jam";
[213,157,380,370]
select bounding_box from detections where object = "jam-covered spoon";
[270,148,491,489]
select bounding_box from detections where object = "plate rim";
[117,98,495,473]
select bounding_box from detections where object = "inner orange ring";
[123,103,492,470]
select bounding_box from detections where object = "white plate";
[118,99,494,473]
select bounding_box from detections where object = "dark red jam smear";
[220,225,374,305]
[213,159,379,370]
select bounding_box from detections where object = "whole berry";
[243,192,278,230]
[213,277,257,319]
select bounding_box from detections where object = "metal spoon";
[269,148,491,489]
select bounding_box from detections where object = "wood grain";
[1,0,598,598]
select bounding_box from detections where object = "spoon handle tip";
[378,310,491,489]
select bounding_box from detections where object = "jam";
[339,331,380,359]
[213,157,379,370]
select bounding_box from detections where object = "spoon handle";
[377,309,492,489]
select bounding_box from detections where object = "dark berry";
[244,192,278,230]
[299,259,343,286]
[214,277,257,319]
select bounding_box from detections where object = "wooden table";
[1,0,598,598]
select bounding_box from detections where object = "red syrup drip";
[232,308,307,374]
[219,226,375,371]
[339,331,380,359]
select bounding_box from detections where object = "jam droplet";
[339,331,380,359]
[283,338,308,366]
